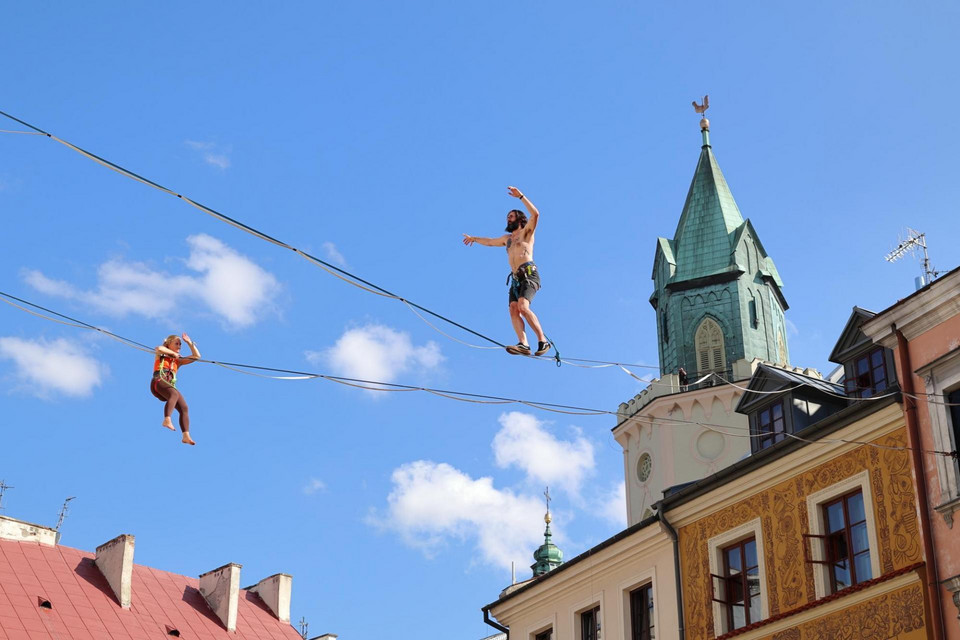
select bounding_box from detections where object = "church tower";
[650,113,790,378]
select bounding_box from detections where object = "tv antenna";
[298,617,308,639]
[885,228,940,287]
[55,497,76,532]
[0,480,13,511]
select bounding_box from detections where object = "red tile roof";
[0,538,302,640]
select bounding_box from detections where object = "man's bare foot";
[181,433,196,446]
[162,417,175,430]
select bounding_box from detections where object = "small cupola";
[531,488,563,577]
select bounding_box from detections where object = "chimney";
[95,534,135,608]
[249,573,292,623]
[199,563,242,631]
[0,515,58,546]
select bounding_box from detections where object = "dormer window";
[845,347,889,398]
[754,401,786,450]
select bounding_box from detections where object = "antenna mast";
[0,480,13,511]
[55,497,76,531]
[298,617,308,639]
[885,228,940,287]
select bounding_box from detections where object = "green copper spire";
[531,488,563,577]
[650,104,791,376]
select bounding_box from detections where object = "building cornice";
[484,516,669,617]
[662,400,902,527]
[860,267,960,348]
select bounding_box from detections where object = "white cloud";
[598,481,627,527]
[23,234,279,328]
[185,140,231,170]
[302,478,327,495]
[492,412,595,496]
[322,242,347,267]
[786,318,800,337]
[372,461,546,570]
[308,324,443,386]
[0,337,107,398]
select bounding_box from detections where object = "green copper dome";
[531,511,563,577]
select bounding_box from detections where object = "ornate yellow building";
[665,399,929,640]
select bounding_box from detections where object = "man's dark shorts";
[508,261,541,303]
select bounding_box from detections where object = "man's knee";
[517,299,532,314]
[509,302,520,316]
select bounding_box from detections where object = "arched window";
[695,318,726,373]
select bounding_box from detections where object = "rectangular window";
[749,299,758,329]
[712,538,760,631]
[535,630,553,640]
[580,606,600,640]
[846,348,888,398]
[754,401,786,451]
[949,388,960,458]
[821,490,872,592]
[629,584,655,640]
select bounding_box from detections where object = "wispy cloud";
[302,478,327,495]
[0,337,107,398]
[492,412,595,497]
[597,481,627,527]
[322,242,347,267]
[185,140,231,170]
[786,318,800,337]
[370,461,546,570]
[23,234,280,329]
[307,324,443,389]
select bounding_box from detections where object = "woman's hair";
[163,335,181,347]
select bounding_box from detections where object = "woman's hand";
[181,332,193,346]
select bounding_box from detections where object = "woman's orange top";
[153,353,179,387]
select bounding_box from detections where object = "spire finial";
[543,486,552,524]
[692,95,711,146]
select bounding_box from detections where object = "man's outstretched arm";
[463,233,508,247]
[508,186,539,233]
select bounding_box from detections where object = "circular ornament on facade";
[636,452,653,483]
[696,430,725,461]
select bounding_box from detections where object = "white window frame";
[917,348,960,526]
[707,518,769,637]
[527,613,556,640]
[618,568,657,640]
[805,470,881,599]
[571,592,603,640]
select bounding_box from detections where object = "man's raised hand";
[462,234,476,246]
[507,186,523,199]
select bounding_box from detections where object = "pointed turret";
[651,104,791,377]
[671,117,746,282]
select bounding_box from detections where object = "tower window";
[749,299,758,329]
[695,318,726,374]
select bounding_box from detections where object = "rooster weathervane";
[692,95,709,115]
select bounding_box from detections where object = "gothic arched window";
[695,317,726,374]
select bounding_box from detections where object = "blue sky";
[1,2,958,638]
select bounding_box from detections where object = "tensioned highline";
[0,108,661,374]
[1,289,956,459]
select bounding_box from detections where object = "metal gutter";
[656,502,684,640]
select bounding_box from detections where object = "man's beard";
[505,220,520,232]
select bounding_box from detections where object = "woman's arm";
[178,333,201,366]
[156,345,179,357]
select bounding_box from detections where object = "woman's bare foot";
[181,432,196,446]
[162,417,175,430]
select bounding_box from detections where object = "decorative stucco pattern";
[679,429,922,639]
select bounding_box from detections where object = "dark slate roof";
[828,307,878,364]
[736,363,845,413]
